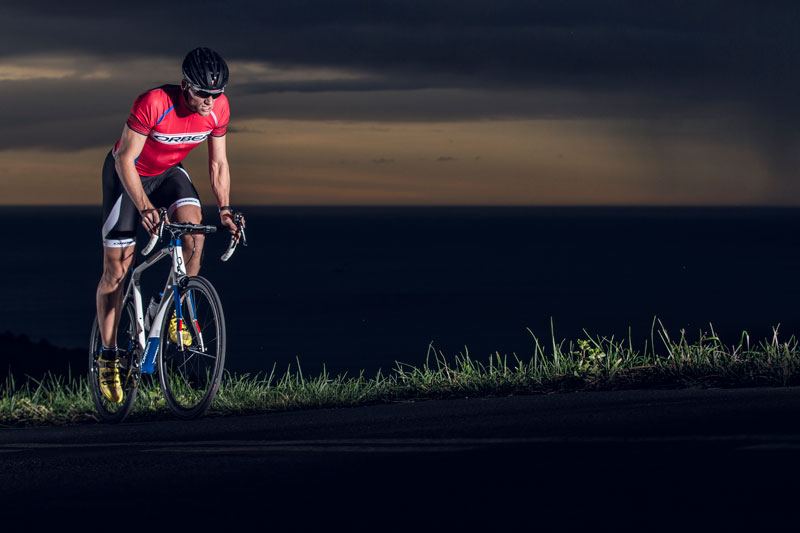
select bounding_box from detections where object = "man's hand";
[141,208,167,235]
[220,210,244,242]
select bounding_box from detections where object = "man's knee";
[181,230,205,249]
[100,247,134,289]
[182,233,205,268]
[101,262,128,288]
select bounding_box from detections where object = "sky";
[1,0,798,206]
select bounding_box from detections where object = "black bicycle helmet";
[182,47,229,92]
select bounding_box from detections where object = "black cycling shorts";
[101,150,201,247]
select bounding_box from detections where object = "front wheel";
[89,300,139,423]
[158,276,226,419]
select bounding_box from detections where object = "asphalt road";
[2,387,799,529]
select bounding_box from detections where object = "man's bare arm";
[114,125,162,232]
[208,134,230,208]
[208,134,241,235]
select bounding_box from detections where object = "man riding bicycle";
[96,47,242,403]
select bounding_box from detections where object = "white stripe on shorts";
[103,237,136,248]
[176,166,192,182]
[101,194,123,240]
[168,198,202,218]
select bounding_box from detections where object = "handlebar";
[141,208,247,261]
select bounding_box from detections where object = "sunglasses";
[187,85,224,100]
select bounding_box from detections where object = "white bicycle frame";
[117,211,243,377]
[124,236,205,375]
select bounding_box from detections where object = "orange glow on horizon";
[0,118,779,206]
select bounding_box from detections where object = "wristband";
[218,205,233,214]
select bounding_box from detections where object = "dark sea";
[2,206,800,378]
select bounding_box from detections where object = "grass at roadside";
[2,321,799,426]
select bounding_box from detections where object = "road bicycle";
[89,208,246,422]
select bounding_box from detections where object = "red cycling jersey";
[113,85,230,176]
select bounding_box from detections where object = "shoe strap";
[98,358,119,369]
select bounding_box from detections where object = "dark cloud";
[437,156,456,162]
[3,1,797,97]
[235,77,432,95]
[2,0,799,180]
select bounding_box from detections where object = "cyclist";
[96,47,242,403]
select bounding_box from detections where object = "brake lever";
[235,212,248,247]
[141,208,168,255]
[220,212,247,262]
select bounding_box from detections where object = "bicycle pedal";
[123,372,139,390]
[122,363,142,390]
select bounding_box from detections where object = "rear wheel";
[89,300,139,423]
[158,276,226,419]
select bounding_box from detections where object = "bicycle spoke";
[182,348,218,360]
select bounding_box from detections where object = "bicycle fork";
[169,236,206,353]
[172,282,207,353]
[184,289,207,352]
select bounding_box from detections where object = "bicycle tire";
[158,275,226,419]
[89,300,139,423]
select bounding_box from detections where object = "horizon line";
[2,204,800,209]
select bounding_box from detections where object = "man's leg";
[96,244,136,349]
[172,204,204,276]
[95,244,135,403]
[99,149,140,349]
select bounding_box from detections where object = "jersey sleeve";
[126,89,169,136]
[211,95,230,137]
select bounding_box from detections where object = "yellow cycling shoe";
[98,357,123,404]
[169,312,193,346]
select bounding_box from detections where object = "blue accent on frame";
[155,105,175,126]
[142,337,159,374]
